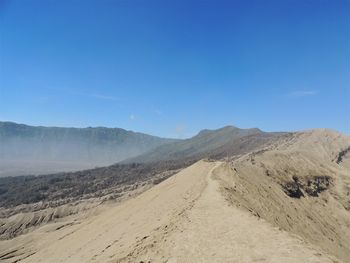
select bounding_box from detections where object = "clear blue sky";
[1,0,349,138]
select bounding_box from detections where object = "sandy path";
[1,160,334,262]
[124,162,334,263]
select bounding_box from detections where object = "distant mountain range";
[0,121,287,177]
[0,121,176,177]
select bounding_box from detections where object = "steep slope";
[0,161,335,263]
[0,121,176,176]
[0,159,194,239]
[217,129,350,262]
[126,126,284,163]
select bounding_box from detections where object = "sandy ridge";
[119,161,334,263]
[1,160,337,262]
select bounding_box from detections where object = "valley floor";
[0,161,336,263]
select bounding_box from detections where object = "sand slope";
[218,129,350,262]
[0,160,336,262]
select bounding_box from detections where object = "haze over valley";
[0,121,176,177]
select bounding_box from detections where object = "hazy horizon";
[1,120,349,140]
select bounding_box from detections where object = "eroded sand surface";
[1,160,336,262]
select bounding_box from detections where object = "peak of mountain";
[126,125,277,163]
[195,125,261,137]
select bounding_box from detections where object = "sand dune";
[0,160,337,262]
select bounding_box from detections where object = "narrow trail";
[122,161,334,263]
[1,160,335,263]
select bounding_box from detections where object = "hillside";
[218,129,350,262]
[0,127,349,262]
[125,126,285,163]
[0,121,176,177]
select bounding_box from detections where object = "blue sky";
[0,0,349,138]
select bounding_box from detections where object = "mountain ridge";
[124,125,283,163]
[0,121,177,177]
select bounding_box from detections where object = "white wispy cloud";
[288,90,319,98]
[129,114,135,121]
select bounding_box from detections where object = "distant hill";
[125,126,286,163]
[0,121,176,176]
[0,122,286,177]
